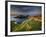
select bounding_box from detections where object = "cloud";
[11,5,41,16]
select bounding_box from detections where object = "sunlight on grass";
[10,16,42,32]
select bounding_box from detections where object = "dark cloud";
[10,5,41,16]
[11,5,41,13]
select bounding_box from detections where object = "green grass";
[10,16,42,32]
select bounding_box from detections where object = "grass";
[10,16,42,32]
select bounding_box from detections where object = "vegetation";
[10,16,42,32]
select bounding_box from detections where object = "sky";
[10,5,41,16]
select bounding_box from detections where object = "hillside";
[10,16,42,32]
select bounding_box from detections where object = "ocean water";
[11,16,25,23]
